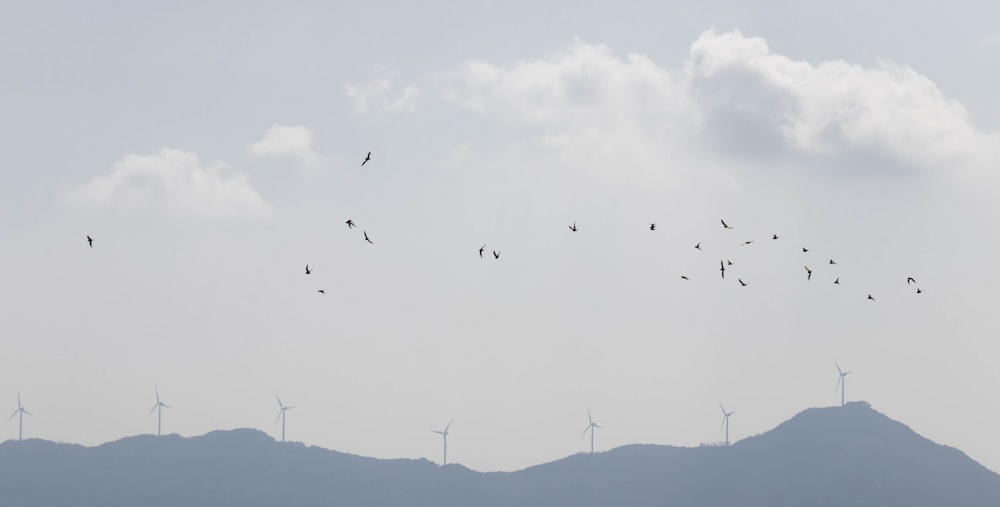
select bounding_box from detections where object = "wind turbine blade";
[835,361,842,375]
[155,387,160,404]
[593,423,603,429]
[719,402,726,415]
[720,416,726,431]
[22,409,31,416]
[276,410,283,424]
[444,419,452,433]
[8,410,17,420]
[148,404,158,416]
[275,395,283,408]
[17,392,21,407]
[162,404,171,409]
[581,425,591,437]
[588,408,593,425]
[836,375,842,391]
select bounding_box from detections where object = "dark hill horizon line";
[2,400,994,475]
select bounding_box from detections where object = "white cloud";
[444,31,1000,175]
[70,148,271,219]
[247,124,322,167]
[345,78,420,112]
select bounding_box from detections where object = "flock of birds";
[81,151,925,301]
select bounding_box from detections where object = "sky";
[2,0,1000,473]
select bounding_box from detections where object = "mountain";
[1,401,997,506]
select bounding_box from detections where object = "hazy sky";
[2,1,1000,473]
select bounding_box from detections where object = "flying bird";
[361,151,371,166]
[720,260,726,279]
[802,247,809,253]
[829,259,837,265]
[86,235,93,248]
[834,277,840,285]
[305,265,312,275]
[741,240,754,246]
[569,222,577,232]
[479,244,486,258]
[364,231,373,245]
[346,219,355,229]
[738,278,747,287]
[727,260,734,266]
[772,234,779,240]
[317,289,326,294]
[650,223,656,231]
[493,250,500,259]
[694,242,702,250]
[805,266,812,280]
[721,219,733,229]
[907,277,916,285]
[916,288,922,294]
[680,275,690,281]
[867,294,875,301]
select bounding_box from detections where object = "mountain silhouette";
[1,402,996,506]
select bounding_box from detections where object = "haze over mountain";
[1,402,996,507]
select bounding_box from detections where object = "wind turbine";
[719,402,735,446]
[836,361,852,407]
[148,387,170,436]
[431,420,452,465]
[9,392,31,441]
[275,395,293,442]
[581,409,603,453]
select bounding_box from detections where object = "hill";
[1,402,997,506]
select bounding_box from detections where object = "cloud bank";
[247,124,322,167]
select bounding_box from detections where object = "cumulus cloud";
[70,149,271,219]
[247,124,322,167]
[345,79,420,112]
[443,31,1000,175]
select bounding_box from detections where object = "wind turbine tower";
[276,395,294,442]
[148,387,170,436]
[431,420,452,465]
[836,361,852,407]
[581,409,603,453]
[719,402,735,446]
[9,392,31,441]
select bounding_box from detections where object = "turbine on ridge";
[148,387,170,436]
[276,395,294,442]
[836,361,852,407]
[581,408,603,453]
[8,392,31,441]
[431,420,452,465]
[719,402,735,446]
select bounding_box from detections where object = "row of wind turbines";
[8,363,855,464]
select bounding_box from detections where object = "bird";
[727,260,734,266]
[305,265,312,275]
[493,250,500,259]
[907,277,916,285]
[86,235,93,248]
[829,259,837,265]
[569,222,577,232]
[317,289,326,294]
[479,244,486,258]
[834,277,840,285]
[721,219,733,229]
[802,247,809,253]
[650,223,656,231]
[720,260,726,279]
[738,278,747,287]
[772,234,779,240]
[361,151,371,166]
[916,288,922,294]
[680,275,690,281]
[695,242,702,250]
[364,231,374,245]
[867,294,875,301]
[805,266,812,281]
[741,240,754,246]
[346,219,355,229]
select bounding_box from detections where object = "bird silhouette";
[318,289,326,294]
[829,259,837,265]
[727,260,734,266]
[86,235,93,248]
[916,288,922,294]
[802,247,809,253]
[867,294,875,301]
[721,219,733,229]
[834,277,840,285]
[907,277,916,285]
[772,234,779,240]
[720,260,726,279]
[738,278,747,287]
[681,275,690,280]
[361,151,371,166]
[741,240,754,246]
[493,250,500,259]
[805,266,812,280]
[479,244,486,258]
[695,242,702,250]
[364,231,374,245]
[569,222,577,232]
[305,265,312,275]
[346,219,355,229]
[650,223,656,231]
